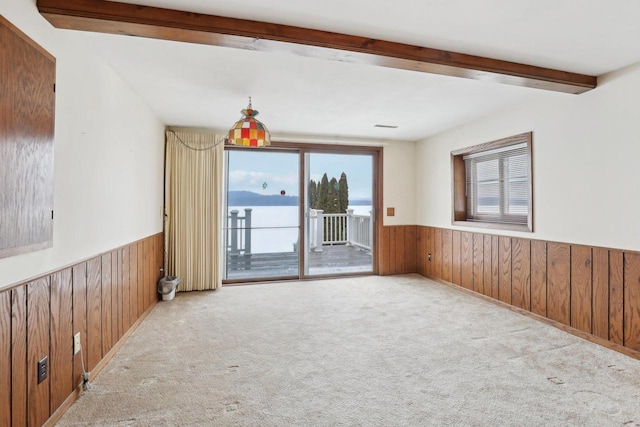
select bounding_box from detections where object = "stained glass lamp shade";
[227,100,271,147]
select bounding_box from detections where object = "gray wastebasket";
[158,276,181,301]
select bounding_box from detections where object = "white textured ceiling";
[82,0,640,141]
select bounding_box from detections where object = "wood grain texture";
[27,277,50,426]
[591,248,609,340]
[498,237,512,304]
[157,233,164,290]
[395,227,405,273]
[426,227,433,277]
[138,241,145,316]
[416,226,431,277]
[86,257,102,369]
[0,15,56,259]
[452,155,467,222]
[37,0,597,94]
[511,238,531,310]
[571,245,592,333]
[441,229,452,282]
[530,240,547,317]
[101,253,113,355]
[111,250,120,345]
[482,235,492,297]
[491,236,499,299]
[72,263,87,387]
[609,250,624,345]
[11,286,27,427]
[416,227,640,367]
[130,243,139,321]
[404,227,417,274]
[451,231,461,286]
[388,228,397,275]
[122,247,131,332]
[623,252,640,350]
[460,232,473,290]
[399,227,409,273]
[379,227,389,275]
[150,237,158,304]
[472,233,483,294]
[547,243,571,326]
[433,228,442,279]
[50,268,73,413]
[0,234,161,427]
[117,249,124,340]
[430,274,640,362]
[0,291,10,426]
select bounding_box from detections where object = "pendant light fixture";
[227,97,271,147]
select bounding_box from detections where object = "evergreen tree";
[338,172,349,212]
[308,179,318,208]
[328,177,339,213]
[319,173,330,211]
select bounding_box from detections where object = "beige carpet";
[57,275,640,426]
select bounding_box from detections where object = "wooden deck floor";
[225,244,372,280]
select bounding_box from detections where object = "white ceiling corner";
[84,0,640,141]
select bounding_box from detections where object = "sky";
[227,151,373,200]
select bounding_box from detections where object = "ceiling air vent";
[374,124,398,129]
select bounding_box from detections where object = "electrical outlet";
[428,253,432,261]
[73,333,81,355]
[38,356,48,384]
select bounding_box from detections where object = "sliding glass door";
[304,152,374,276]
[223,150,300,280]
[223,147,377,282]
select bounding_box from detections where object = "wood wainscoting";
[416,226,640,358]
[0,233,163,427]
[379,226,418,275]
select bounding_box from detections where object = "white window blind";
[464,143,529,224]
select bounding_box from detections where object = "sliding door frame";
[222,141,383,285]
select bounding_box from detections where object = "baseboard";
[424,274,640,361]
[42,300,158,427]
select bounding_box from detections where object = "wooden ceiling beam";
[37,0,596,94]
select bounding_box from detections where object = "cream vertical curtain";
[164,130,224,291]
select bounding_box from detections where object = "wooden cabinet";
[0,15,56,259]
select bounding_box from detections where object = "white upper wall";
[383,140,416,225]
[0,1,165,289]
[416,61,640,252]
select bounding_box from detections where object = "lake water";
[226,205,371,253]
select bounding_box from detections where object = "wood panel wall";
[418,226,640,357]
[0,15,56,259]
[0,233,163,427]
[379,226,417,275]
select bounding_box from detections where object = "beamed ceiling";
[37,0,640,141]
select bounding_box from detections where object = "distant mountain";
[349,198,373,206]
[228,191,298,206]
[227,191,371,207]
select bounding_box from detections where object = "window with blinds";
[451,132,532,232]
[464,143,529,224]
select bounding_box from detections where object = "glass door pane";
[304,153,374,276]
[224,150,299,280]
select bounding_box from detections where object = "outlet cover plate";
[38,356,48,384]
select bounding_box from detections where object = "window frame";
[451,132,533,232]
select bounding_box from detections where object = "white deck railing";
[309,209,372,251]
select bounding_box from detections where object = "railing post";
[315,209,324,252]
[244,208,252,255]
[346,209,354,246]
[228,210,239,272]
[309,209,317,251]
[244,208,252,269]
[230,210,239,255]
[369,210,373,250]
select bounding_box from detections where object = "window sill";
[452,220,532,233]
